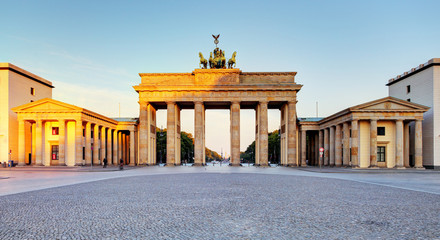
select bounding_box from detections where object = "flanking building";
[387,58,440,169]
[0,63,53,165]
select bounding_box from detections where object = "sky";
[2,0,440,156]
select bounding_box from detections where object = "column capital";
[231,101,240,105]
[194,100,204,105]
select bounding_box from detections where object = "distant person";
[119,159,123,170]
[103,158,107,168]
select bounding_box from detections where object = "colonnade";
[301,119,423,168]
[138,100,299,166]
[17,118,134,166]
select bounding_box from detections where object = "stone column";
[395,120,404,168]
[139,101,148,165]
[113,130,118,166]
[314,132,319,166]
[35,120,43,166]
[118,131,122,163]
[130,130,135,166]
[335,124,342,167]
[75,119,83,166]
[85,122,92,165]
[318,130,323,166]
[415,120,424,168]
[404,123,410,168]
[230,101,241,166]
[259,101,269,166]
[324,128,329,166]
[351,120,359,168]
[107,128,112,164]
[58,119,66,166]
[329,126,335,166]
[370,119,378,168]
[101,127,106,165]
[287,101,297,167]
[93,124,100,165]
[300,130,307,166]
[194,101,204,166]
[166,102,176,166]
[342,122,350,166]
[18,119,26,166]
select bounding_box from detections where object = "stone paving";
[1,169,439,239]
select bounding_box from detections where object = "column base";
[192,163,205,167]
[18,162,26,166]
[300,165,307,168]
[257,164,269,167]
[368,165,379,169]
[335,164,342,167]
[287,164,297,167]
[58,163,67,166]
[165,163,176,167]
[229,163,242,167]
[414,167,425,170]
[395,166,406,169]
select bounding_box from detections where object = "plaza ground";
[1,166,439,239]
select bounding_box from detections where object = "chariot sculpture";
[198,34,237,69]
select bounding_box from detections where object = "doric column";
[259,101,269,166]
[35,120,43,166]
[58,119,66,166]
[329,126,335,166]
[75,119,83,166]
[287,101,297,167]
[194,101,204,166]
[139,101,148,165]
[335,124,342,167]
[395,120,404,168]
[342,122,350,166]
[166,102,176,166]
[130,130,135,166]
[113,130,118,166]
[370,119,378,168]
[415,120,424,168]
[300,130,307,166]
[93,124,100,165]
[318,130,323,166]
[18,118,26,166]
[351,120,359,168]
[404,123,410,168]
[314,132,319,166]
[230,101,241,166]
[85,122,92,165]
[101,127,106,165]
[118,131,122,163]
[324,128,329,166]
[106,128,112,164]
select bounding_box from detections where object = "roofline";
[0,63,54,88]
[386,58,440,86]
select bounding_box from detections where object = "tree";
[241,130,280,164]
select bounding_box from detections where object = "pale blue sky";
[2,1,440,155]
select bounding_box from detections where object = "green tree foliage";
[156,128,221,164]
[240,130,280,164]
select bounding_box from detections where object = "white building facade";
[387,58,440,169]
[0,63,53,164]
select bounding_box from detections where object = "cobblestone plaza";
[1,166,439,239]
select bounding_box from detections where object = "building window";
[407,98,411,102]
[377,127,385,136]
[83,129,85,137]
[406,85,411,94]
[30,87,35,95]
[52,127,59,135]
[51,145,59,160]
[30,100,34,102]
[377,146,386,162]
[83,147,85,160]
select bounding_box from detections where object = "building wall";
[388,67,435,167]
[0,70,9,163]
[433,66,440,167]
[7,70,52,163]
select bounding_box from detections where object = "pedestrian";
[103,158,107,168]
[119,159,123,170]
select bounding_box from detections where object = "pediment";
[12,98,82,112]
[351,97,429,112]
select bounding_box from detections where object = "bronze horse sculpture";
[199,52,208,69]
[228,51,237,69]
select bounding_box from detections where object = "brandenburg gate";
[133,69,302,166]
